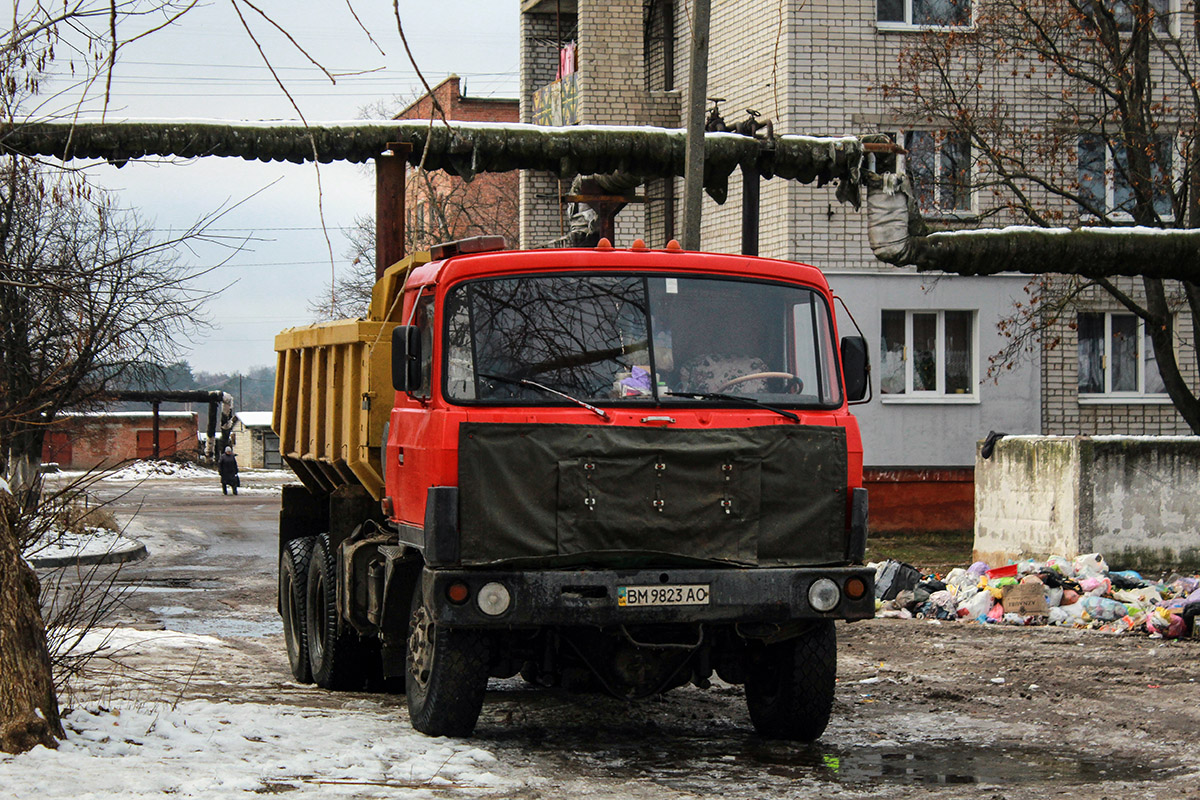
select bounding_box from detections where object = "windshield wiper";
[480,373,610,420]
[665,391,799,423]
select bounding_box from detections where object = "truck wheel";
[405,578,489,737]
[306,533,363,690]
[280,536,315,683]
[744,620,836,741]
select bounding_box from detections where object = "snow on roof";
[235,411,274,428]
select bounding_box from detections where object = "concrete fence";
[974,436,1200,572]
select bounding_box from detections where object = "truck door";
[387,291,435,527]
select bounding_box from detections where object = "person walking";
[218,446,240,495]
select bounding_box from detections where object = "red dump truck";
[273,236,873,740]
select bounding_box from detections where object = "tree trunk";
[0,483,62,754]
[1141,277,1200,434]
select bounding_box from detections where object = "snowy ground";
[3,635,519,800]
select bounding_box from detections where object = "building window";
[880,310,976,398]
[1084,0,1174,35]
[1077,312,1167,397]
[903,130,973,215]
[878,0,972,27]
[1078,133,1174,219]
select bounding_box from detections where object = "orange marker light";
[844,577,867,600]
[447,582,470,604]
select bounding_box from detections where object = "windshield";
[444,274,843,407]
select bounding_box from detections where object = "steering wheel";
[716,371,801,394]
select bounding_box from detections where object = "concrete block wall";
[974,435,1200,571]
[577,0,646,124]
[519,10,569,248]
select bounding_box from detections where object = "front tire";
[744,621,837,741]
[405,576,489,737]
[280,536,315,683]
[306,533,364,690]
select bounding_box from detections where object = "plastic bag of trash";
[1109,570,1147,589]
[964,589,993,620]
[1080,595,1127,622]
[1045,555,1073,575]
[1080,576,1112,596]
[1112,587,1162,610]
[1167,575,1200,596]
[944,568,977,593]
[1147,607,1186,639]
[1016,559,1043,576]
[1073,553,1109,578]
[875,559,923,601]
[1054,601,1087,626]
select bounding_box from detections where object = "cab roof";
[406,239,832,292]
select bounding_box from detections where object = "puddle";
[484,713,1177,794]
[748,744,1161,786]
[594,742,1175,792]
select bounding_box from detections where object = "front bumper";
[423,565,874,628]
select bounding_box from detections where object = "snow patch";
[102,461,216,481]
[0,699,516,799]
[24,527,133,562]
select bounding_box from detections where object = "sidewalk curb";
[28,535,148,569]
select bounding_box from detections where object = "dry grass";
[865,529,974,577]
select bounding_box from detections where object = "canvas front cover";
[457,422,848,567]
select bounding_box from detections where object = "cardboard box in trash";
[1002,582,1049,615]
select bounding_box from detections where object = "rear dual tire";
[306,533,368,690]
[280,536,315,683]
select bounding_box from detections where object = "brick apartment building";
[516,0,1198,532]
[395,76,520,249]
[41,412,199,471]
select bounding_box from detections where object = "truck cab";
[274,236,872,741]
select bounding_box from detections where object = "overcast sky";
[41,2,519,386]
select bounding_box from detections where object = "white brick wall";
[518,0,1200,438]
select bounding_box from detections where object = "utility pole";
[682,0,711,251]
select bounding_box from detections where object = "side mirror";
[392,325,422,392]
[841,335,870,403]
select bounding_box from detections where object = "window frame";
[439,272,848,410]
[1077,132,1177,222]
[876,0,975,31]
[879,309,979,404]
[1085,0,1180,38]
[1076,311,1171,404]
[897,128,977,219]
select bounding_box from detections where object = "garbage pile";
[872,554,1200,639]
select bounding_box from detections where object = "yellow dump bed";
[272,251,429,499]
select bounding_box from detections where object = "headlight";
[808,578,840,612]
[477,582,512,616]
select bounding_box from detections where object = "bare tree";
[0,157,212,500]
[0,0,216,754]
[880,0,1200,432]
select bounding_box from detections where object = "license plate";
[617,584,710,607]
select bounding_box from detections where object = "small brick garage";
[41,411,199,470]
